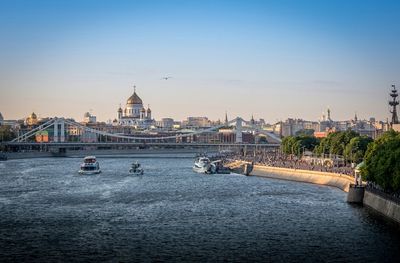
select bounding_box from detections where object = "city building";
[182,117,211,129]
[116,87,154,129]
[156,118,175,130]
[25,112,38,126]
[83,112,96,124]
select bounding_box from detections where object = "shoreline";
[2,148,217,160]
[250,163,354,192]
[244,162,400,224]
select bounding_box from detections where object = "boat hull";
[78,169,101,175]
[129,169,144,175]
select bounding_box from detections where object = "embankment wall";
[251,165,354,192]
[363,190,400,224]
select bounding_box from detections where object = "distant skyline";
[1,0,399,123]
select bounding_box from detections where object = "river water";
[0,156,399,262]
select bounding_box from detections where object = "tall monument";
[389,84,399,126]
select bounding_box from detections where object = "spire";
[224,111,228,125]
[354,112,358,122]
[251,114,255,125]
[134,85,136,93]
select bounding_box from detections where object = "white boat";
[78,156,101,175]
[193,157,216,174]
[129,161,144,175]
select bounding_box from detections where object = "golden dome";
[127,91,143,105]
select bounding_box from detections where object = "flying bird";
[161,76,172,80]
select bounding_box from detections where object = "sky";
[0,0,399,123]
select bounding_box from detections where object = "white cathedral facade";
[115,88,154,128]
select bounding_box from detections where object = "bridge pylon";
[53,118,65,143]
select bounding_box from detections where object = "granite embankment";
[363,189,400,224]
[250,164,354,192]
[247,163,400,224]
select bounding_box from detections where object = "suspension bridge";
[2,117,281,153]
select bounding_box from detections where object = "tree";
[281,135,319,156]
[0,125,16,142]
[344,136,373,163]
[362,130,400,192]
[281,136,296,155]
[295,129,315,137]
[314,130,359,157]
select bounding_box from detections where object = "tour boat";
[129,161,144,175]
[78,156,101,175]
[193,157,216,174]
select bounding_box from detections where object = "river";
[0,156,399,262]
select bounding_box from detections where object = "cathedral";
[116,87,154,128]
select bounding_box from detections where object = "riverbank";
[363,188,400,224]
[4,148,215,159]
[250,164,354,192]
[241,162,400,225]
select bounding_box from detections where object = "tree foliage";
[314,130,359,157]
[281,135,319,156]
[362,130,400,192]
[295,129,315,137]
[344,136,373,163]
[0,125,16,142]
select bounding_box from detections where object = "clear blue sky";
[0,0,399,123]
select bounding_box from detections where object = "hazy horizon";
[1,0,399,123]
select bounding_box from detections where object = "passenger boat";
[193,157,216,174]
[78,156,101,175]
[213,160,231,174]
[129,161,144,175]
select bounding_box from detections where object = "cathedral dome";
[127,92,143,105]
[140,107,146,112]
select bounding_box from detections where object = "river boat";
[78,156,101,175]
[212,160,231,174]
[129,161,144,175]
[193,157,216,174]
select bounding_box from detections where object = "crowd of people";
[224,149,354,176]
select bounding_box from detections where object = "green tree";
[281,136,296,155]
[281,135,319,156]
[314,130,359,157]
[295,129,315,137]
[344,136,373,163]
[362,130,400,192]
[0,125,16,142]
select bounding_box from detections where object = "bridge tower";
[53,119,65,142]
[60,119,65,142]
[54,119,58,142]
[235,117,242,143]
